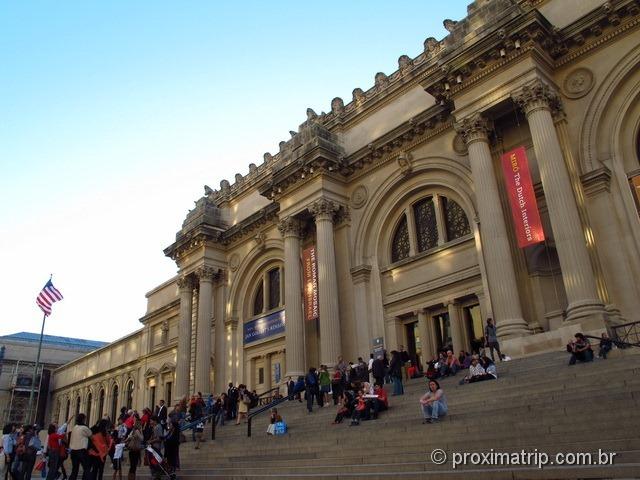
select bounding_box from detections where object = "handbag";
[34,460,46,471]
[273,421,287,435]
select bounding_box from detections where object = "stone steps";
[103,351,640,479]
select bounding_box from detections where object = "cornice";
[421,0,640,102]
[222,202,280,245]
[138,299,180,325]
[165,203,280,261]
[345,104,453,180]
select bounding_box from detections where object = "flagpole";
[27,310,47,425]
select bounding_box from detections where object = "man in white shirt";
[367,354,374,384]
[69,414,92,480]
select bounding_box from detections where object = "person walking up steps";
[484,318,502,362]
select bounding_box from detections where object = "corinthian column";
[176,275,194,401]
[195,266,216,394]
[512,80,605,323]
[455,114,530,338]
[310,199,342,368]
[278,217,305,378]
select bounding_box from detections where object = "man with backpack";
[12,425,39,480]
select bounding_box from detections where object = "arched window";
[98,389,105,419]
[86,392,92,425]
[253,283,264,316]
[75,396,81,416]
[111,384,119,421]
[443,197,471,241]
[126,380,134,409]
[390,195,472,263]
[413,197,438,252]
[65,399,71,421]
[268,268,280,310]
[252,266,283,316]
[391,215,410,262]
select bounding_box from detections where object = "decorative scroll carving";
[177,276,194,291]
[512,79,562,116]
[350,185,368,209]
[277,217,302,237]
[195,265,217,282]
[563,68,594,99]
[309,198,340,222]
[454,113,492,146]
[397,151,413,175]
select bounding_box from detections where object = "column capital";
[177,275,195,291]
[511,79,562,117]
[454,113,493,147]
[309,198,340,222]
[225,316,239,329]
[277,217,302,238]
[195,265,218,282]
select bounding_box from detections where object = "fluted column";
[176,276,194,401]
[455,114,530,338]
[263,353,272,391]
[213,272,227,395]
[446,301,464,355]
[512,80,605,323]
[249,357,257,390]
[278,217,305,378]
[417,310,434,362]
[195,266,216,394]
[310,199,342,368]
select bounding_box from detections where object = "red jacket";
[375,387,389,408]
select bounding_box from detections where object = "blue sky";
[0,1,469,341]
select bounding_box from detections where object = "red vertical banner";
[302,246,319,321]
[500,146,545,248]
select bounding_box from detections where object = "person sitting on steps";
[439,350,460,377]
[568,333,594,365]
[420,380,447,424]
[598,332,613,359]
[349,390,367,426]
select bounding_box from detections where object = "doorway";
[404,321,423,370]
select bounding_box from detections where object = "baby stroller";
[145,446,177,480]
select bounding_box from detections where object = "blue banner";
[243,309,285,344]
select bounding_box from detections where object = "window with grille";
[443,197,471,241]
[391,215,410,263]
[390,195,471,264]
[413,197,438,252]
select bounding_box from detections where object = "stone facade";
[0,333,105,425]
[51,0,640,421]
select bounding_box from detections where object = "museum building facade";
[50,0,640,421]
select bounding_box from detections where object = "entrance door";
[404,322,423,370]
[463,304,484,354]
[433,313,451,352]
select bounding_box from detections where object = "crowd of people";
[1,321,618,479]
[0,405,173,480]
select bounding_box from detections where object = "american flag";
[36,279,64,316]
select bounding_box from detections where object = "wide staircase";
[131,350,640,479]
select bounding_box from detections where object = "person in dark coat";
[389,350,404,395]
[164,420,180,474]
[371,355,386,387]
[304,368,322,412]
